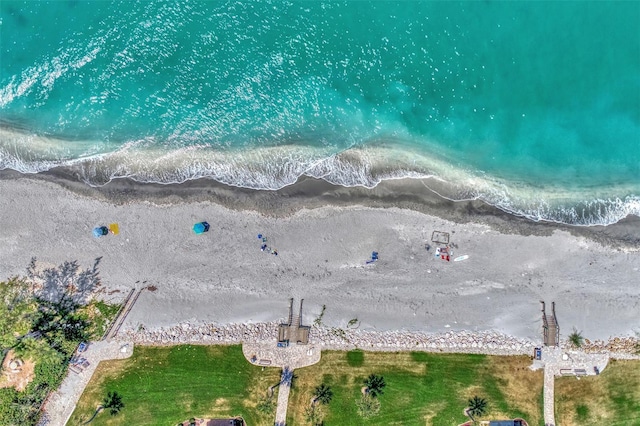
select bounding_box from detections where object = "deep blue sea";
[1,1,639,225]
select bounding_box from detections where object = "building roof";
[489,420,523,426]
[206,419,244,426]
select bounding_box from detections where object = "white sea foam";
[1,127,638,226]
[0,35,103,108]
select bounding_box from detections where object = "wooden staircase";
[541,301,559,346]
[103,288,143,340]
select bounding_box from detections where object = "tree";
[102,391,124,416]
[363,374,386,398]
[568,327,584,348]
[256,396,275,414]
[0,277,37,351]
[466,395,487,421]
[356,394,380,418]
[304,405,322,425]
[312,384,333,405]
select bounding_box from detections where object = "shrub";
[356,394,380,418]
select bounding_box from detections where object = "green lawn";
[555,359,640,426]
[287,351,543,425]
[68,345,281,426]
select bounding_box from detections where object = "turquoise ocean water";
[1,1,639,225]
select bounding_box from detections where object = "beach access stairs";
[278,298,310,345]
[541,301,560,347]
[103,288,142,340]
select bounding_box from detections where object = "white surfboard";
[453,255,469,262]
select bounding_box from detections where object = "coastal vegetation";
[102,391,124,416]
[568,328,585,348]
[0,260,119,426]
[555,359,640,425]
[466,395,488,422]
[305,383,333,424]
[363,373,386,398]
[287,351,544,425]
[68,345,281,426]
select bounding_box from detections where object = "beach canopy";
[108,223,119,235]
[93,226,109,238]
[193,221,210,234]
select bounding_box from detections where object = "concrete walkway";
[274,367,294,426]
[242,342,321,370]
[543,366,555,426]
[531,346,609,426]
[243,342,321,426]
[37,340,133,426]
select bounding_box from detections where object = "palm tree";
[568,327,584,348]
[466,395,487,422]
[363,374,386,398]
[313,383,333,405]
[102,391,124,416]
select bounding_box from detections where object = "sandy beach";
[1,170,639,342]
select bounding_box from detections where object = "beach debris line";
[93,223,119,238]
[257,233,278,256]
[192,221,210,234]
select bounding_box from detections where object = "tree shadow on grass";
[346,350,364,367]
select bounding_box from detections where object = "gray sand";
[1,176,639,341]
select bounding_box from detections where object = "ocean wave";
[1,127,638,227]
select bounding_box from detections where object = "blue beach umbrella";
[193,221,210,234]
[93,226,109,238]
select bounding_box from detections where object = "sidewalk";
[534,346,610,426]
[37,340,133,426]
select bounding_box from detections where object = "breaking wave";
[1,127,638,227]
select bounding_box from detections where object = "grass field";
[67,345,281,426]
[286,351,543,425]
[555,359,640,426]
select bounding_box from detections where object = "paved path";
[543,366,555,426]
[274,367,294,426]
[532,346,610,426]
[37,340,133,426]
[242,342,321,369]
[243,342,321,425]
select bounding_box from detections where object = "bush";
[356,394,380,418]
[0,259,105,425]
[256,396,275,414]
